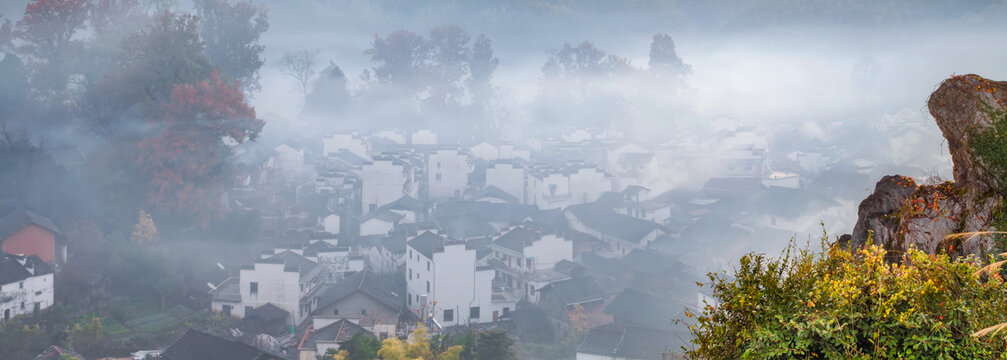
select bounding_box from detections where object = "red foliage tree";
[137,72,263,227]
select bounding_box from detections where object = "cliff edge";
[847,74,1007,259]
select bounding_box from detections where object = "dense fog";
[1,1,1007,359]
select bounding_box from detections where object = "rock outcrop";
[847,74,1007,259]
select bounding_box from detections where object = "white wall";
[411,130,438,145]
[361,160,406,214]
[406,242,500,326]
[323,133,368,159]
[427,150,469,199]
[360,218,394,236]
[240,262,302,324]
[569,168,612,205]
[0,271,53,320]
[471,143,498,161]
[486,164,526,204]
[524,234,573,271]
[323,214,341,234]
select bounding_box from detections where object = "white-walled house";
[498,144,531,161]
[267,143,305,182]
[211,251,324,326]
[323,132,368,159]
[485,162,527,204]
[565,204,665,257]
[529,169,572,210]
[0,255,54,321]
[487,226,573,304]
[361,159,413,214]
[427,149,470,199]
[406,232,515,327]
[470,142,499,161]
[320,213,341,235]
[567,167,615,205]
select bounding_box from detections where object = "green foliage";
[970,102,1007,197]
[474,330,517,360]
[337,333,381,360]
[687,237,1007,359]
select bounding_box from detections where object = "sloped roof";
[408,231,446,259]
[161,329,281,360]
[622,249,686,276]
[245,303,289,322]
[302,319,374,349]
[567,203,663,244]
[603,288,680,330]
[0,210,61,240]
[362,209,405,224]
[440,215,497,240]
[379,195,430,213]
[315,270,403,313]
[577,326,678,360]
[265,251,318,278]
[0,255,52,285]
[466,185,520,203]
[33,345,85,360]
[527,209,570,230]
[493,227,541,253]
[540,277,605,305]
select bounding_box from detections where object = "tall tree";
[301,61,349,121]
[277,49,317,95]
[365,29,429,91]
[648,33,690,80]
[468,33,497,103]
[137,72,263,227]
[194,0,268,93]
[0,14,12,53]
[13,0,90,96]
[426,25,470,107]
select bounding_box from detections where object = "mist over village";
[2,1,1007,359]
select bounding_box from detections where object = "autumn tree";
[195,0,268,92]
[648,33,690,81]
[80,0,150,86]
[0,14,12,53]
[137,72,263,227]
[130,209,158,246]
[330,333,380,360]
[13,0,90,94]
[278,49,318,95]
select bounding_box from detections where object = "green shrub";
[686,236,1007,359]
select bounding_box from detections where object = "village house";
[565,203,665,257]
[210,250,324,326]
[535,276,607,327]
[360,158,417,214]
[297,318,374,360]
[576,325,679,360]
[410,130,438,145]
[485,162,528,204]
[0,254,54,321]
[266,142,306,183]
[161,329,283,360]
[0,210,66,264]
[426,149,471,200]
[405,231,514,327]
[311,270,406,338]
[322,132,368,159]
[487,225,573,304]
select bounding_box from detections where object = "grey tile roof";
[578,326,679,360]
[302,319,374,349]
[266,251,318,278]
[161,329,281,360]
[315,270,404,313]
[603,288,681,330]
[493,227,541,253]
[0,210,61,240]
[407,231,446,259]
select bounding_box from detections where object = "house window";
[427,261,430,271]
[408,293,412,305]
[426,281,430,292]
[250,282,258,295]
[436,173,442,181]
[444,309,454,322]
[549,184,557,196]
[333,309,339,315]
[409,249,413,258]
[245,306,253,314]
[20,302,25,310]
[469,306,480,319]
[503,307,510,317]
[18,282,23,289]
[222,305,232,316]
[409,268,413,279]
[361,309,368,316]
